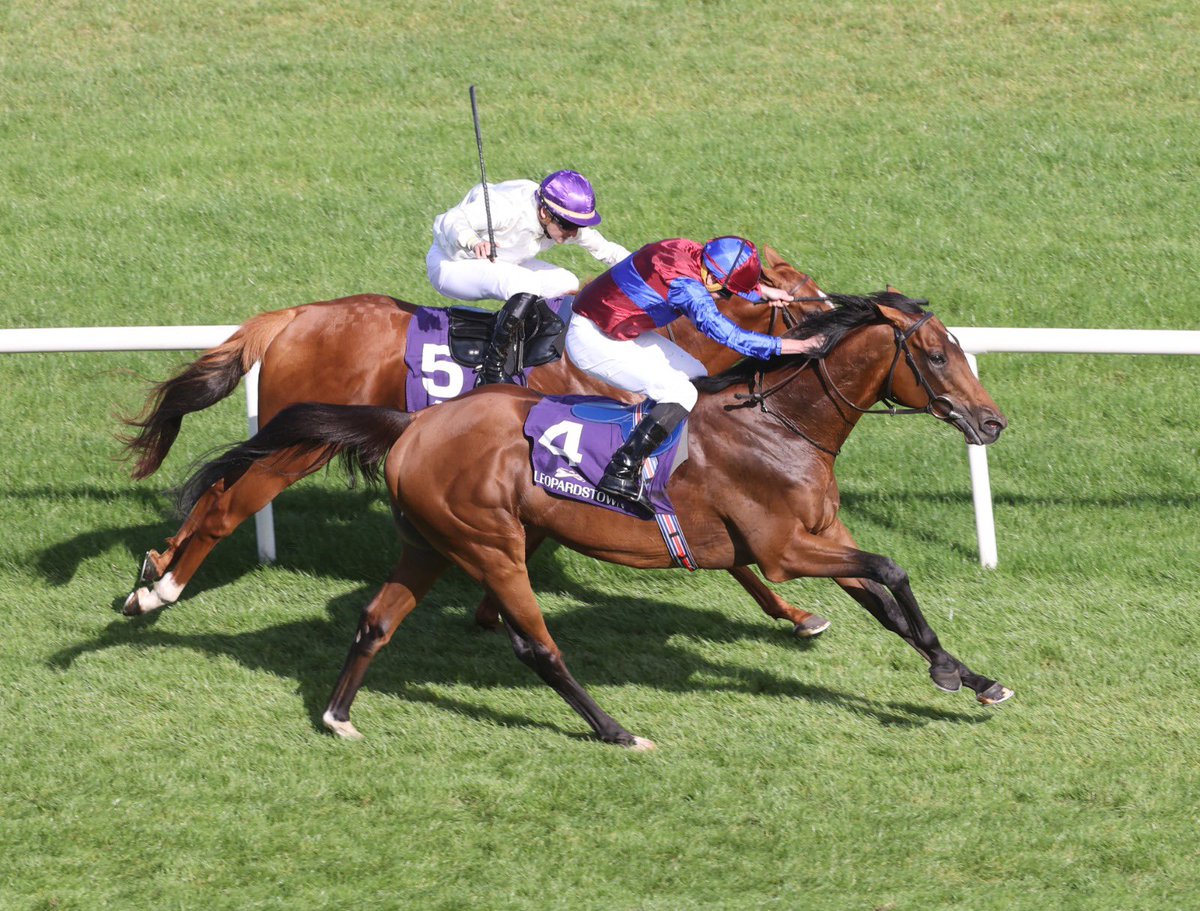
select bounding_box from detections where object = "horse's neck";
[816,324,899,413]
[691,324,897,461]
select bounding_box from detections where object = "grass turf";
[2,1,1199,909]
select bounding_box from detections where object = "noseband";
[732,310,961,455]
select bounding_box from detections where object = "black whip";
[468,85,496,262]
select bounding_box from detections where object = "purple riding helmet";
[537,170,602,227]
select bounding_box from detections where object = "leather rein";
[731,309,961,456]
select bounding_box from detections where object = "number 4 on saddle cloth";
[524,395,699,571]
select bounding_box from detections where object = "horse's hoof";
[793,614,831,638]
[930,665,962,693]
[121,591,143,616]
[136,551,160,587]
[628,737,656,752]
[976,683,1014,706]
[322,711,363,740]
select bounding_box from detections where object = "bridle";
[766,277,827,335]
[731,308,964,455]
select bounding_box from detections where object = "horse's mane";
[694,291,928,394]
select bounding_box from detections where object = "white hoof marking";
[322,711,363,740]
[153,572,184,605]
[135,586,167,613]
[981,687,1015,706]
[629,737,657,752]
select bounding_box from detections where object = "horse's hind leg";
[123,448,325,615]
[727,565,831,637]
[473,530,548,630]
[484,560,653,750]
[322,548,450,740]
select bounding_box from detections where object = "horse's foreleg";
[122,448,326,615]
[764,525,1012,706]
[726,565,830,637]
[323,548,449,740]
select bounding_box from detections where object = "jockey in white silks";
[426,170,631,387]
[426,170,629,303]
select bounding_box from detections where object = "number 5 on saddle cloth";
[524,395,698,571]
[403,296,571,410]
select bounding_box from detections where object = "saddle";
[447,297,569,373]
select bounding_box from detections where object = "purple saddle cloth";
[523,396,688,520]
[403,296,573,411]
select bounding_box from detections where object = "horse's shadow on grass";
[32,484,399,594]
[51,548,996,741]
[35,480,1196,598]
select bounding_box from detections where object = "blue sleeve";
[667,278,782,361]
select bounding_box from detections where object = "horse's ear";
[886,284,902,295]
[874,298,932,333]
[760,245,798,290]
[874,302,907,327]
[762,244,788,270]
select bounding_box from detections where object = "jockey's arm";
[667,279,782,361]
[572,227,631,266]
[434,184,519,258]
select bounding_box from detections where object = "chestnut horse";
[181,292,1012,748]
[120,249,831,638]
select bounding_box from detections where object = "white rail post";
[243,363,277,563]
[963,353,998,569]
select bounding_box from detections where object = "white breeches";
[565,313,703,410]
[426,244,581,302]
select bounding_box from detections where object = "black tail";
[178,403,414,515]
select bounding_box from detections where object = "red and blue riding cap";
[701,236,762,302]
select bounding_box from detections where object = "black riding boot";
[475,292,541,386]
[597,402,690,507]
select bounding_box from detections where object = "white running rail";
[3,324,1199,567]
[0,325,274,562]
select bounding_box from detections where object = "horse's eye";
[928,351,947,367]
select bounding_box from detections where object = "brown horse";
[181,292,1012,748]
[120,249,832,638]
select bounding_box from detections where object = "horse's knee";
[354,616,397,657]
[866,555,908,590]
[525,639,568,684]
[507,633,536,669]
[192,498,243,540]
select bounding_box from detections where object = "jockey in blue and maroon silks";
[566,236,825,507]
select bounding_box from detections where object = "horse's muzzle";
[932,397,1007,446]
[957,409,1007,446]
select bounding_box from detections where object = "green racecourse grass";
[2,1,1198,909]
